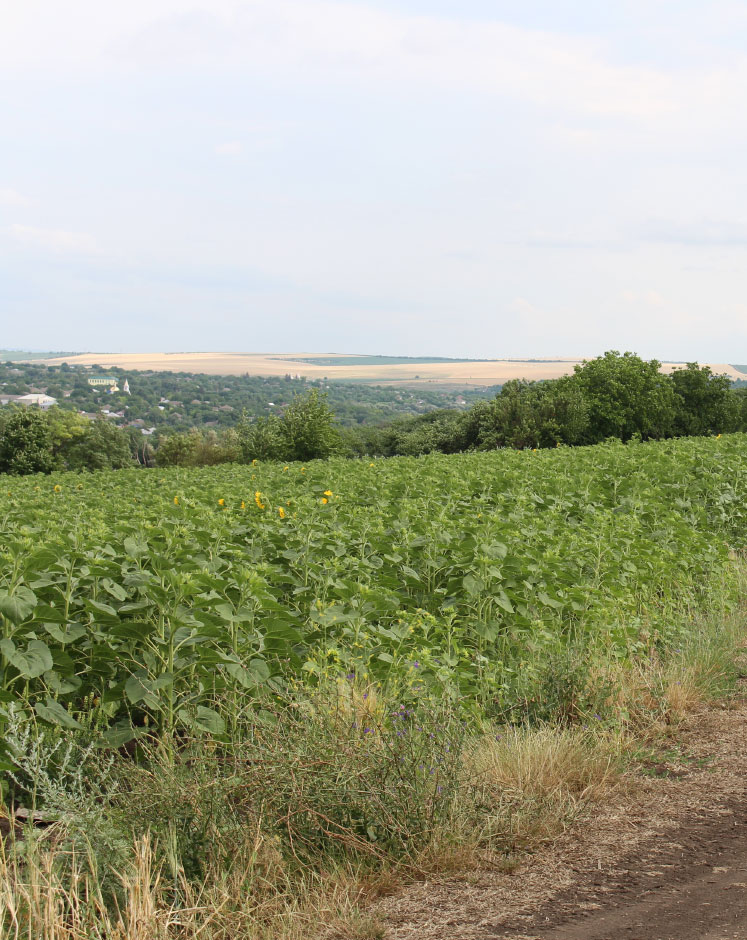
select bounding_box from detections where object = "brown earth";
[377,702,747,940]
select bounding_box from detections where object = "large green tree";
[46,409,132,470]
[465,377,590,450]
[572,351,677,442]
[0,409,54,475]
[46,408,89,466]
[66,418,133,470]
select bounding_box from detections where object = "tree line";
[1,353,746,475]
[358,353,747,457]
[0,359,485,431]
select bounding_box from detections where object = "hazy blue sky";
[2,0,747,360]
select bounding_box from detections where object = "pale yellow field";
[35,352,746,387]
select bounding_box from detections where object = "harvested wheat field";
[32,351,747,387]
[375,700,747,940]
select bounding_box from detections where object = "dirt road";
[517,790,747,940]
[378,704,747,940]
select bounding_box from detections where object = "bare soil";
[377,702,747,940]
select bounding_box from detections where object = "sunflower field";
[1,435,747,744]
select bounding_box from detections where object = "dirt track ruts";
[377,703,747,940]
[507,790,747,940]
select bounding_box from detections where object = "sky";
[2,0,747,361]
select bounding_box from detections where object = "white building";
[87,375,119,392]
[1,393,57,410]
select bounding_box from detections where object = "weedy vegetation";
[1,435,746,937]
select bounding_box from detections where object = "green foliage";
[281,389,341,461]
[237,389,342,462]
[0,407,134,475]
[465,377,590,450]
[0,410,54,475]
[1,435,746,743]
[670,362,741,436]
[154,431,199,467]
[156,429,239,468]
[60,417,133,471]
[1,358,481,433]
[371,353,747,457]
[235,412,289,462]
[571,351,677,442]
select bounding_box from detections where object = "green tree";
[47,408,89,468]
[67,418,133,470]
[572,351,676,442]
[0,409,54,475]
[156,432,199,467]
[461,378,589,451]
[737,387,747,431]
[157,428,238,467]
[47,409,133,470]
[670,363,741,436]
[386,410,467,456]
[281,389,341,461]
[236,412,289,462]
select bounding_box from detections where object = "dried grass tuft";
[463,726,622,851]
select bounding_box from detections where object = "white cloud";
[215,141,243,156]
[9,224,101,254]
[111,3,680,119]
[621,289,666,307]
[2,4,747,360]
[0,188,30,207]
[0,1,691,119]
[639,218,747,246]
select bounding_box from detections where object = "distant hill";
[26,351,747,388]
[1,350,78,361]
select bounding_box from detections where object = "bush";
[156,429,239,467]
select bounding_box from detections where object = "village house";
[0,393,58,410]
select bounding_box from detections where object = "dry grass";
[463,727,623,853]
[0,721,625,940]
[2,562,744,940]
[0,833,382,940]
[469,727,620,803]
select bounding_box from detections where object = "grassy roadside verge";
[1,559,744,940]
